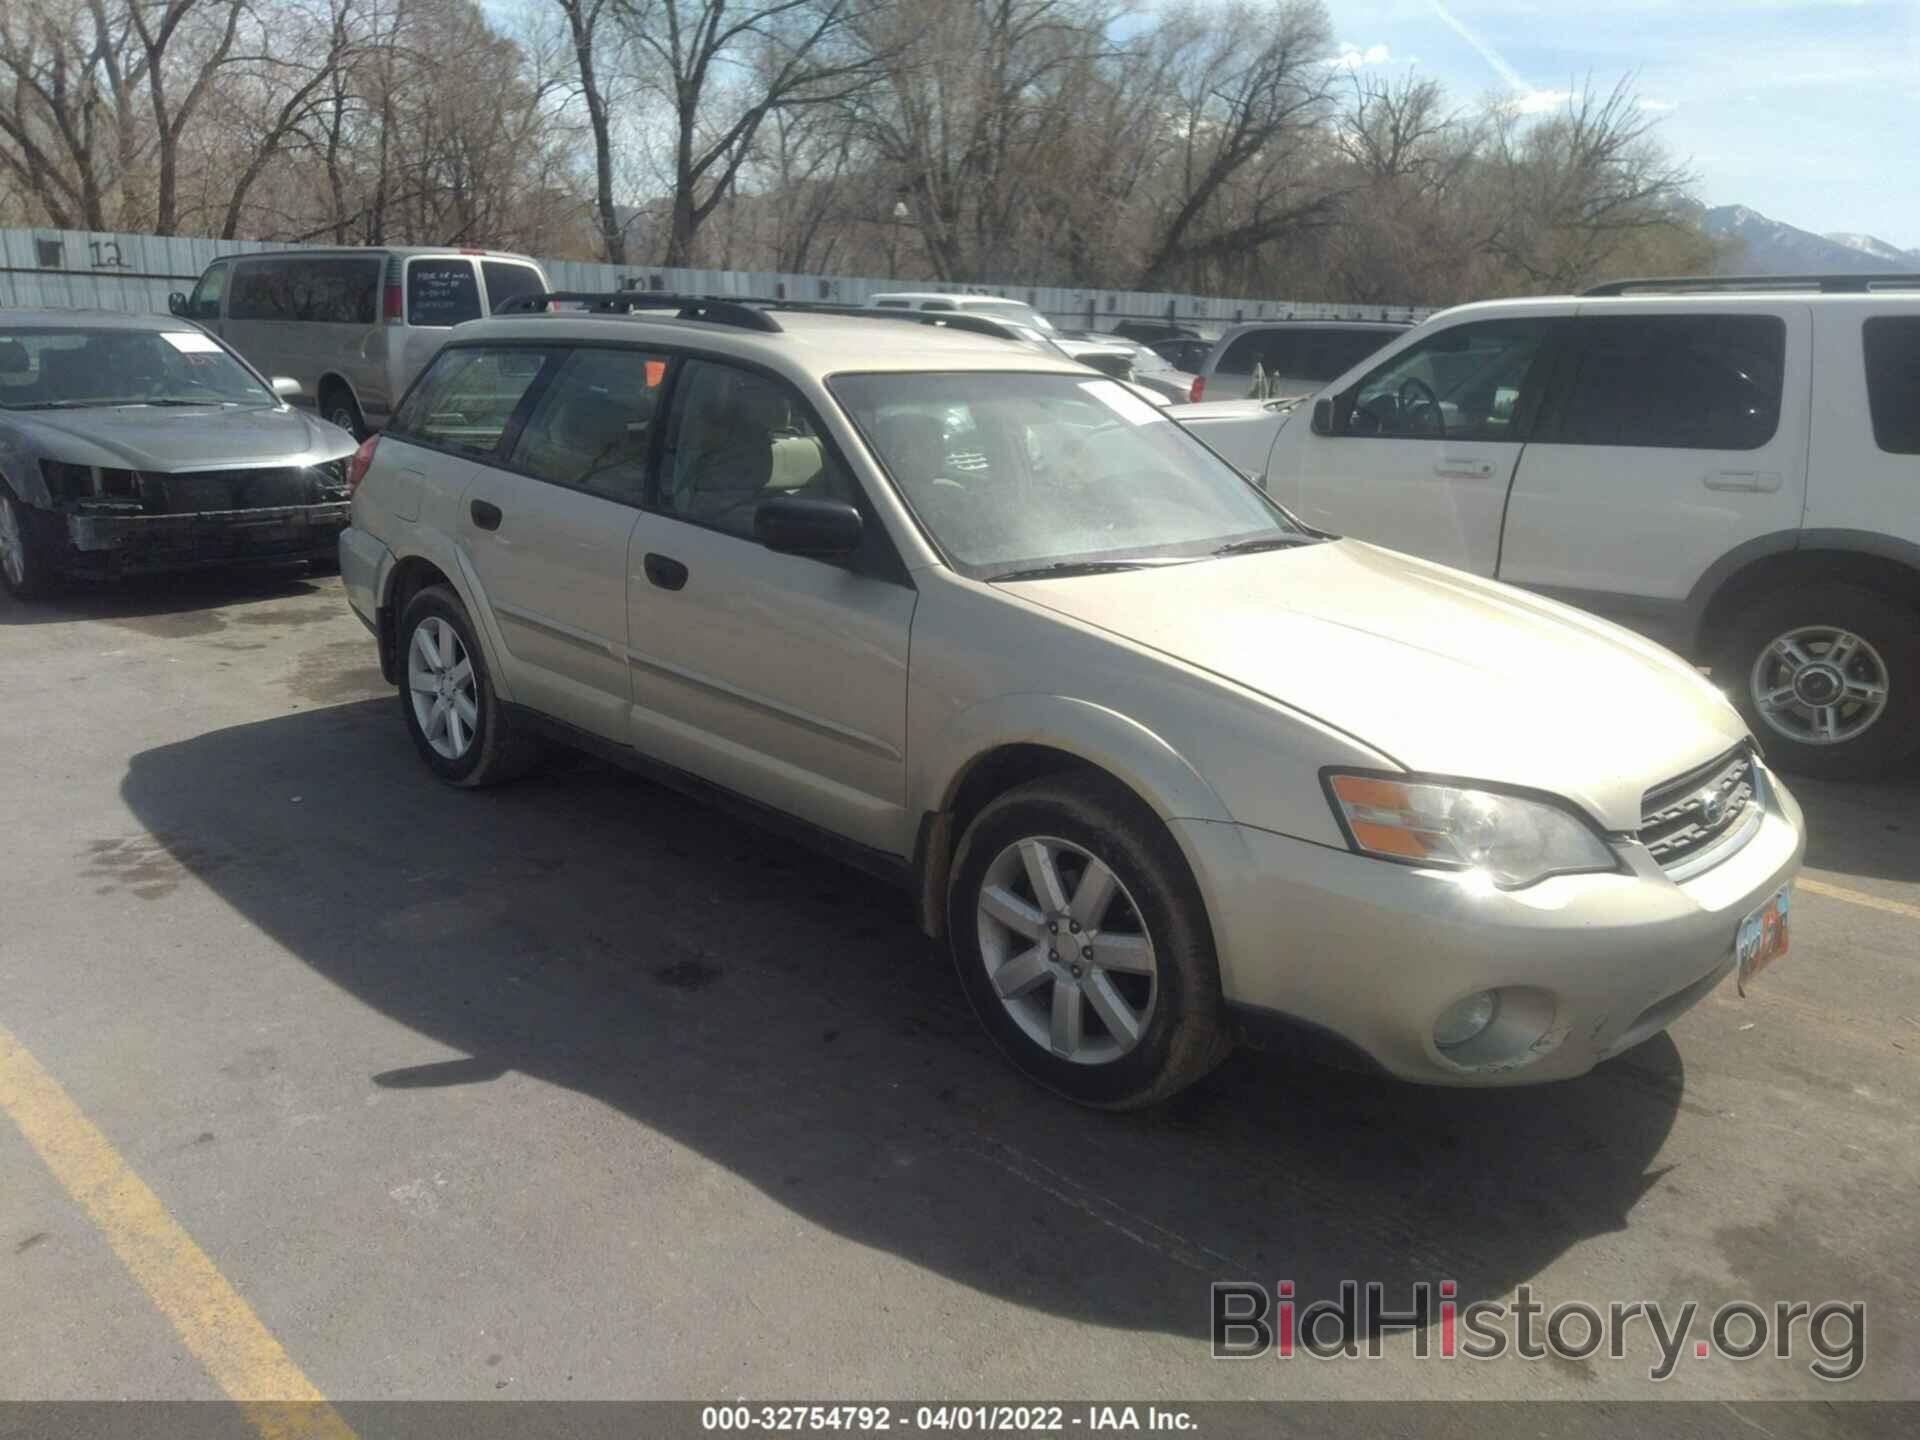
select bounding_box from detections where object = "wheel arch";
[376,545,513,700]
[910,696,1233,939]
[1691,530,1920,654]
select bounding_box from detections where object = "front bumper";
[1177,759,1805,1085]
[64,502,350,575]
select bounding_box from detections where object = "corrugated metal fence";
[1,225,1432,329]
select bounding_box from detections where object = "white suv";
[337,293,1801,1107]
[1238,276,1920,778]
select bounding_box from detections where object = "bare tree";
[622,0,881,266]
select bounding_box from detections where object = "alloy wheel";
[975,835,1157,1066]
[1749,625,1890,747]
[407,615,479,760]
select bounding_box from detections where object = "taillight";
[382,284,403,322]
[345,434,380,493]
[1189,375,1205,403]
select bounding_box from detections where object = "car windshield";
[0,327,273,410]
[832,372,1301,579]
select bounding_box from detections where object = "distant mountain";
[1701,205,1917,275]
[1826,232,1920,267]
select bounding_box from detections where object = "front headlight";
[1324,772,1618,889]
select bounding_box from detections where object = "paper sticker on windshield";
[1079,379,1164,427]
[162,331,222,353]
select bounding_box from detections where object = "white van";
[1245,275,1920,778]
[172,247,549,439]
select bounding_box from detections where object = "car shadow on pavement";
[1791,767,1920,885]
[0,566,323,627]
[120,699,1685,1343]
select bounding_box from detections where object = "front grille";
[144,466,342,514]
[1638,746,1757,871]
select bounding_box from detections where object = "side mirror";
[755,495,862,562]
[1310,397,1336,436]
[168,292,188,316]
[270,376,302,399]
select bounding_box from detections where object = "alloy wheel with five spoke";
[408,615,479,760]
[975,835,1158,1066]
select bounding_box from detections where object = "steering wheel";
[1396,378,1445,437]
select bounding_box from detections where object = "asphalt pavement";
[1,568,1915,1424]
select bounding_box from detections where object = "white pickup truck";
[1168,277,1920,779]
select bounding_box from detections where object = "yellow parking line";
[0,1021,357,1440]
[1798,876,1920,922]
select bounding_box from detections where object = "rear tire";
[321,383,367,441]
[1715,583,1920,780]
[0,488,65,600]
[397,584,540,787]
[946,773,1231,1109]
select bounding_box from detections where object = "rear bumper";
[64,503,350,574]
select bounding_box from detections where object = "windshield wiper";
[1211,534,1321,557]
[985,559,1160,583]
[134,398,237,407]
[10,399,98,410]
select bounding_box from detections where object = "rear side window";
[228,260,292,321]
[1862,316,1920,455]
[1218,330,1301,377]
[390,346,549,455]
[1551,314,1786,450]
[481,261,545,313]
[508,347,670,502]
[226,258,378,323]
[407,260,481,326]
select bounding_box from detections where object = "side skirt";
[502,703,917,894]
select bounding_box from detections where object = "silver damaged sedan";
[0,310,357,598]
[337,304,1805,1107]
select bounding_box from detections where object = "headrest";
[0,339,28,376]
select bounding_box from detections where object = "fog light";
[1434,990,1499,1049]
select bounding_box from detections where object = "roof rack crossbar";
[492,291,782,332]
[1582,273,1920,297]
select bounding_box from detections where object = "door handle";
[644,552,688,591]
[469,499,503,531]
[1704,470,1783,493]
[1433,458,1495,480]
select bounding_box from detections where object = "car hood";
[7,404,356,472]
[1002,539,1748,831]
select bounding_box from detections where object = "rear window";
[407,260,481,327]
[1551,314,1785,450]
[390,345,550,455]
[481,261,545,313]
[1862,316,1920,456]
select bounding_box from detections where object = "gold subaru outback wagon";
[337,295,1804,1108]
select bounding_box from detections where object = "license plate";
[1735,886,1791,996]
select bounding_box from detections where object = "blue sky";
[1332,1,1920,248]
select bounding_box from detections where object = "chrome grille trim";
[1638,745,1758,872]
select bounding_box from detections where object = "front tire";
[397,584,540,787]
[946,773,1231,1108]
[1716,583,1920,780]
[0,489,64,600]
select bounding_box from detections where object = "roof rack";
[491,291,782,333]
[1583,273,1920,297]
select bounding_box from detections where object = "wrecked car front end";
[39,455,354,576]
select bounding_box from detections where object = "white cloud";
[1638,98,1679,112]
[1332,42,1393,69]
[1509,88,1574,115]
